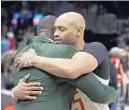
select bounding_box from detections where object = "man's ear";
[76,27,83,37]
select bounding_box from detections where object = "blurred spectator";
[87,3,98,33]
[1,24,8,35]
[17,36,28,51]
[24,27,34,40]
[53,1,76,17]
[110,47,125,85]
[1,36,10,56]
[6,30,16,50]
[96,5,108,34]
[109,47,129,105]
[33,7,44,28]
[75,3,87,29]
[119,48,129,73]
[115,19,125,35]
[117,32,129,48]
[109,61,117,90]
[109,47,127,109]
[17,27,34,51]
[1,50,17,90]
[109,61,117,109]
[103,13,117,34]
[41,1,54,15]
[1,8,8,23]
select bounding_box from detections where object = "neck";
[74,39,85,51]
[38,32,53,40]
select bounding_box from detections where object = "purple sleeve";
[81,42,108,65]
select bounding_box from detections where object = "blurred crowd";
[109,47,129,109]
[1,1,129,110]
[1,1,129,52]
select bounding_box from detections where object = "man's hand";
[12,73,43,100]
[14,49,37,71]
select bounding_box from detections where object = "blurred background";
[1,1,129,110]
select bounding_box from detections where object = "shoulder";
[81,42,108,65]
[82,42,108,54]
[84,42,107,50]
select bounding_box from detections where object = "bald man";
[14,13,116,110]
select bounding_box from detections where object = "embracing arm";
[64,73,117,104]
[31,52,98,79]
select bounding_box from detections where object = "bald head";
[55,12,86,30]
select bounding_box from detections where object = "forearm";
[66,73,117,104]
[32,56,76,78]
